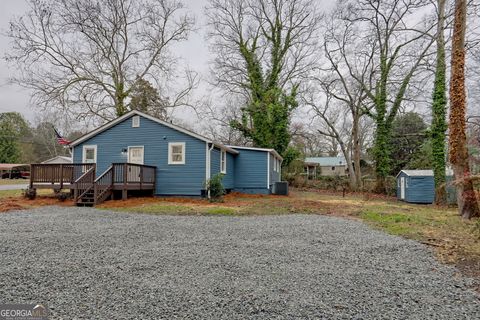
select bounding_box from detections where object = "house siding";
[232,148,269,194]
[269,153,281,187]
[73,115,207,196]
[209,147,235,190]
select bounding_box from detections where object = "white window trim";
[220,149,227,174]
[127,146,144,164]
[132,115,140,128]
[82,145,97,164]
[168,142,186,165]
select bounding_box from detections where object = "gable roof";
[305,157,346,166]
[227,146,283,160]
[69,110,239,154]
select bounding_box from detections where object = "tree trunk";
[352,113,363,190]
[448,0,480,218]
[432,0,448,205]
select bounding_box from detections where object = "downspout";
[267,153,270,190]
[206,142,214,199]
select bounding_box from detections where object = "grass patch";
[0,190,24,198]
[0,179,29,186]
[114,204,195,215]
[360,210,426,237]
[204,207,237,215]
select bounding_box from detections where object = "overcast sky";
[0,0,332,125]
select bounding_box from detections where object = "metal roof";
[0,164,28,170]
[304,157,346,166]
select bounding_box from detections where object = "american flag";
[53,127,70,145]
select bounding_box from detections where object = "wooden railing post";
[122,163,128,200]
[59,164,64,190]
[29,164,34,189]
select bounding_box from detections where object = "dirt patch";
[0,195,73,213]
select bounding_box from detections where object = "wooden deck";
[29,163,156,206]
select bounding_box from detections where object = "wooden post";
[123,163,128,200]
[29,165,34,189]
[59,164,64,190]
[140,166,143,190]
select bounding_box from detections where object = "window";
[168,142,185,164]
[277,159,281,171]
[82,145,97,164]
[132,116,140,128]
[221,150,227,173]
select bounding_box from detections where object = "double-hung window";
[168,142,185,164]
[220,150,227,174]
[82,145,97,164]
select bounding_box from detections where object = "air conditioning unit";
[273,181,288,195]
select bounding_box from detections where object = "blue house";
[396,169,456,204]
[66,110,283,201]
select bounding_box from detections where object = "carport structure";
[0,163,29,179]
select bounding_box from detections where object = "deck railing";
[73,166,96,202]
[30,163,95,189]
[94,165,113,205]
[111,163,156,186]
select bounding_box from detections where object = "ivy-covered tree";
[448,0,480,218]
[431,0,448,205]
[206,0,321,161]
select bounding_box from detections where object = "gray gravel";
[0,206,478,319]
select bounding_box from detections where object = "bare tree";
[330,0,438,193]
[205,0,322,157]
[5,0,196,122]
[448,0,480,218]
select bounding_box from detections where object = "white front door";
[400,177,405,199]
[128,147,144,164]
[127,147,144,182]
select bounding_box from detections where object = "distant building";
[41,156,73,164]
[304,157,347,177]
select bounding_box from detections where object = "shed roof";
[69,110,239,155]
[304,157,346,166]
[397,169,453,177]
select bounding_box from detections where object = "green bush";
[205,173,225,202]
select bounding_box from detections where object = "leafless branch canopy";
[5,0,196,122]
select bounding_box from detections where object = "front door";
[128,147,144,164]
[127,147,144,182]
[400,177,405,200]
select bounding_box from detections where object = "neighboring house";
[68,110,283,197]
[396,169,456,204]
[41,156,72,164]
[304,157,347,177]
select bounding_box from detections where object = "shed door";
[400,177,405,200]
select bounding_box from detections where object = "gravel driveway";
[0,207,478,319]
